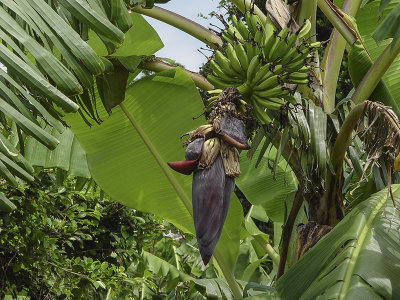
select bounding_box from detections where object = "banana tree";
[1,0,400,298]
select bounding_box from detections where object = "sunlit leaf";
[277,185,400,299]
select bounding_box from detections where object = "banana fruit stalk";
[167,88,250,264]
[207,14,320,125]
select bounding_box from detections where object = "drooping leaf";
[57,0,124,45]
[0,192,16,212]
[277,185,400,299]
[28,0,105,76]
[0,153,34,182]
[0,43,79,113]
[25,127,90,178]
[0,134,33,175]
[0,5,82,96]
[96,64,130,113]
[0,96,59,150]
[237,146,296,223]
[7,0,95,89]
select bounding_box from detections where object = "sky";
[142,0,225,72]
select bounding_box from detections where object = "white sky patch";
[144,0,225,72]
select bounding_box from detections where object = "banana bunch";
[207,12,320,124]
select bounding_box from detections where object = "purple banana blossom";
[192,154,234,264]
[167,136,204,175]
[168,114,248,265]
[218,114,249,150]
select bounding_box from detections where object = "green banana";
[266,34,281,61]
[227,25,245,42]
[285,32,298,50]
[209,60,242,83]
[252,99,272,124]
[232,16,250,40]
[231,14,240,30]
[207,95,219,102]
[263,32,277,59]
[253,86,290,98]
[285,57,308,72]
[254,28,263,45]
[296,41,319,56]
[225,43,245,75]
[280,46,300,66]
[246,55,260,81]
[246,40,258,61]
[207,89,223,95]
[297,65,311,73]
[214,50,238,76]
[206,95,219,111]
[222,31,233,44]
[252,64,273,86]
[298,19,311,40]
[253,94,284,110]
[269,27,290,61]
[205,12,319,117]
[237,82,252,98]
[234,42,249,71]
[290,78,310,85]
[207,74,241,89]
[283,45,312,67]
[309,41,322,48]
[289,72,309,81]
[271,64,285,75]
[253,74,280,91]
[258,69,274,83]
[249,13,263,33]
[245,12,257,36]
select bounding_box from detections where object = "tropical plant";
[1,0,400,298]
[0,170,196,299]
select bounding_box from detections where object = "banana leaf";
[336,0,400,114]
[277,185,400,299]
[65,68,243,275]
[25,127,90,178]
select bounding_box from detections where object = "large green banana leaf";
[65,68,243,272]
[276,185,400,299]
[335,0,400,112]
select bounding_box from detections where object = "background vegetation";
[1,0,400,299]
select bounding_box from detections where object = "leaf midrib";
[119,102,192,215]
[338,185,399,298]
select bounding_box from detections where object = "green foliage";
[0,171,176,298]
[65,68,244,273]
[1,0,400,298]
[277,186,400,299]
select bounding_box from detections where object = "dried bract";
[220,141,241,177]
[182,125,214,146]
[198,138,221,169]
[362,101,400,171]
